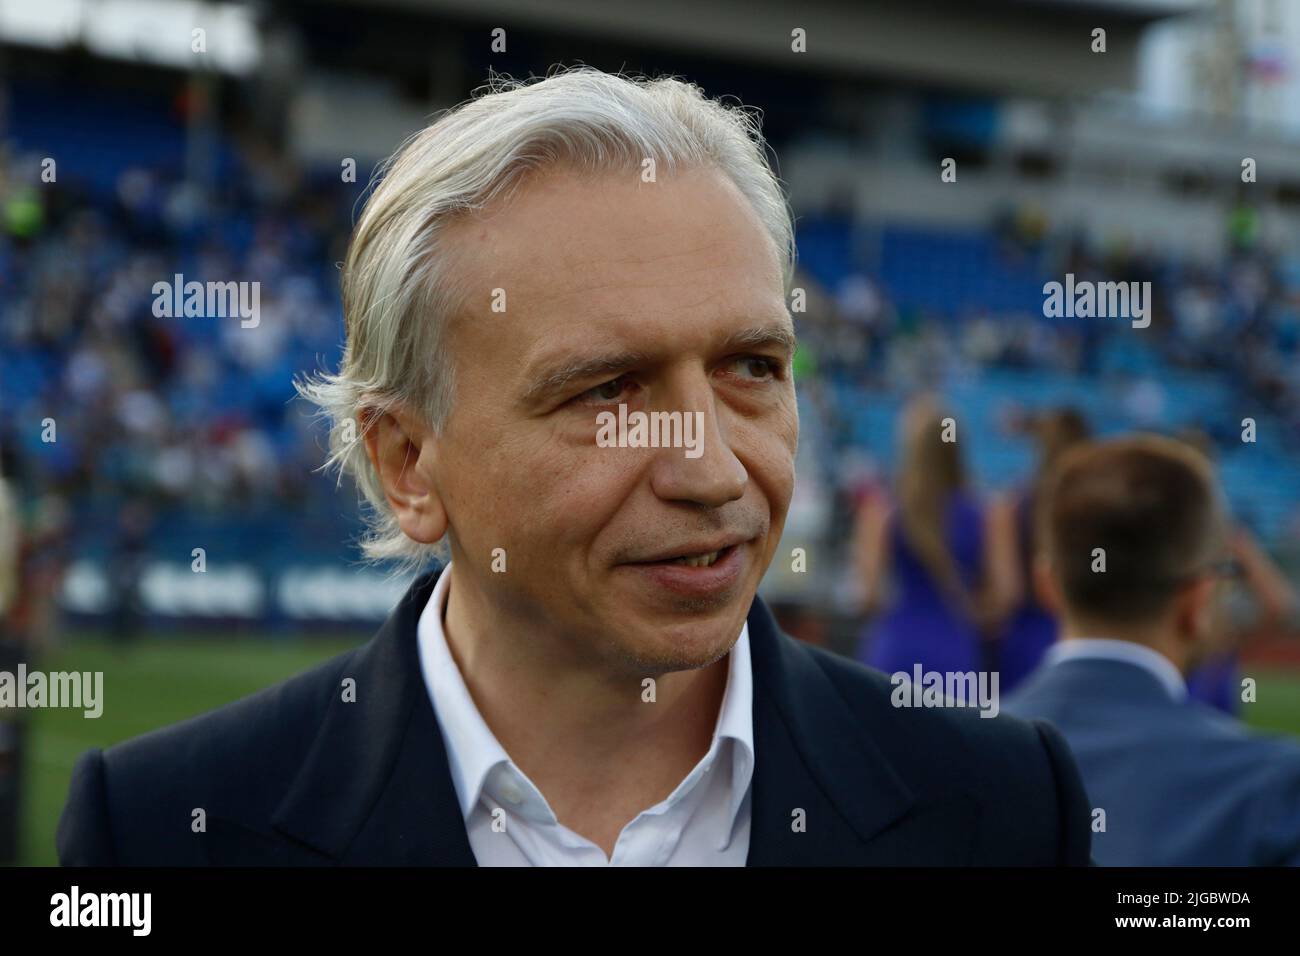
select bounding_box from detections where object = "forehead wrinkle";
[532,234,783,311]
[526,240,763,311]
[572,230,768,277]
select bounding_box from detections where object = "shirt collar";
[417,563,513,819]
[714,616,755,850]
[1043,636,1188,701]
[416,561,756,844]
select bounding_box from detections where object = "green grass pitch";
[13,633,365,866]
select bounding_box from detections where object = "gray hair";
[297,66,796,568]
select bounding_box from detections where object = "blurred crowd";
[793,207,1300,442]
[0,143,350,516]
[3,119,1300,648]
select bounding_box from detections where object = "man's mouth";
[665,547,728,568]
[631,543,740,567]
[618,541,749,600]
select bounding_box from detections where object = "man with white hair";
[59,67,1091,866]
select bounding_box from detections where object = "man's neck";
[1060,621,1187,675]
[441,567,730,856]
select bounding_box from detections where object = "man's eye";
[731,356,782,380]
[576,375,634,405]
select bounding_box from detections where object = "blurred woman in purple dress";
[853,396,1016,676]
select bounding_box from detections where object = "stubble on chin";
[596,611,746,678]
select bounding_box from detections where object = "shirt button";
[500,782,524,805]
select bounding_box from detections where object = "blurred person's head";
[299,67,797,677]
[1035,435,1230,671]
[1027,408,1090,521]
[896,394,968,603]
[1176,425,1216,461]
[1032,408,1090,474]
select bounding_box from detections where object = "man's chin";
[593,546,764,673]
[603,610,749,677]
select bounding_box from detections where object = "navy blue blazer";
[59,567,1091,865]
[1006,655,1300,866]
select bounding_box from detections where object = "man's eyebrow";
[720,324,798,355]
[520,350,650,405]
[518,323,797,406]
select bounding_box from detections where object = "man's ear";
[1033,554,1063,616]
[360,405,448,545]
[1175,575,1220,649]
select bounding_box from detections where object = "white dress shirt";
[416,562,755,866]
[1042,637,1188,701]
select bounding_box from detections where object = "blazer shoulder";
[59,644,361,864]
[57,747,115,865]
[802,641,1047,756]
[108,644,357,781]
[798,641,1092,864]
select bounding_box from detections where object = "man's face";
[1184,536,1234,663]
[430,164,797,676]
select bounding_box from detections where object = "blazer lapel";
[745,597,922,865]
[271,565,477,866]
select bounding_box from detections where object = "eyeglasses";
[1163,557,1242,587]
[1186,557,1243,583]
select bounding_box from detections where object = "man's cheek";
[779,398,800,455]
[747,427,797,496]
[513,447,627,525]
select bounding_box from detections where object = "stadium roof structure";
[0,0,260,74]
[318,0,1204,96]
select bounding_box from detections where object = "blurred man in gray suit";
[1006,434,1300,866]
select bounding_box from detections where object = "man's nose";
[647,383,747,508]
